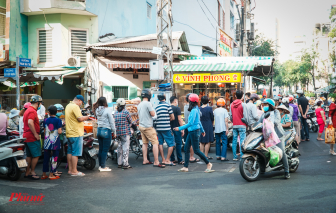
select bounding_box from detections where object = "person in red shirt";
[23,95,43,180]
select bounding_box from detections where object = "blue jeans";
[97,127,112,168]
[157,130,175,147]
[170,130,183,163]
[232,128,246,159]
[184,129,209,168]
[300,117,309,140]
[215,131,228,158]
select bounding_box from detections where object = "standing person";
[96,97,116,172]
[170,96,184,165]
[328,99,336,155]
[23,95,43,180]
[245,92,251,103]
[155,93,175,166]
[65,95,89,176]
[297,90,310,142]
[174,94,214,173]
[199,96,214,159]
[115,98,132,169]
[214,98,229,161]
[289,96,300,141]
[138,89,165,168]
[0,111,8,142]
[246,94,260,126]
[230,90,248,161]
[37,102,46,120]
[8,109,20,130]
[19,102,31,138]
[184,93,198,163]
[41,105,62,180]
[315,101,327,141]
[258,99,290,179]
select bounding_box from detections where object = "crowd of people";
[0,87,334,180]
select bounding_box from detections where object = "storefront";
[169,56,275,112]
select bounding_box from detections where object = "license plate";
[139,140,143,145]
[16,159,27,168]
[88,148,97,157]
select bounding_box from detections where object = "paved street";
[1,131,336,213]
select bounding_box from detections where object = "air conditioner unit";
[66,56,80,67]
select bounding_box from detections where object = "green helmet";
[30,95,42,103]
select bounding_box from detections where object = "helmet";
[189,94,199,103]
[54,104,64,111]
[296,89,303,94]
[255,100,262,107]
[116,98,126,106]
[282,98,289,103]
[258,95,263,99]
[30,95,42,103]
[262,98,275,107]
[273,96,280,101]
[141,89,151,100]
[216,98,225,106]
[186,93,191,102]
[250,93,260,100]
[157,93,166,101]
[23,102,31,109]
[288,95,294,102]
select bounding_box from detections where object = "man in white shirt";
[37,102,46,119]
[214,98,229,161]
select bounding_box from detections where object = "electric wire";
[174,20,217,40]
[196,0,216,30]
[200,0,218,24]
[99,0,110,36]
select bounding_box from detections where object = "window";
[147,2,152,19]
[0,8,5,36]
[230,12,234,29]
[218,4,221,27]
[38,30,52,63]
[70,29,87,64]
[112,86,128,102]
[223,11,225,30]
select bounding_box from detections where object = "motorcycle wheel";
[289,162,299,173]
[312,125,318,133]
[7,160,21,181]
[239,156,260,182]
[84,155,96,170]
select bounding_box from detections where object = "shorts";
[138,126,159,145]
[25,141,42,158]
[157,130,175,147]
[67,137,83,156]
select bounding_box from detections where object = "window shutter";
[112,86,128,102]
[39,30,52,63]
[0,8,5,36]
[71,30,87,64]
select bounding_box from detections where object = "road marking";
[229,167,236,172]
[0,180,57,190]
[0,196,10,206]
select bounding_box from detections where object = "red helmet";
[288,96,294,102]
[189,94,199,103]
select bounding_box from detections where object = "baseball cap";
[76,95,86,104]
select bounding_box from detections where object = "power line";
[175,20,217,40]
[196,0,216,30]
[99,0,109,36]
[200,0,218,24]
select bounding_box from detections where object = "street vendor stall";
[169,56,275,111]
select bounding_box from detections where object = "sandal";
[204,169,215,173]
[221,159,229,161]
[142,161,153,165]
[26,175,40,180]
[118,165,122,168]
[49,176,60,180]
[207,157,213,160]
[190,158,200,163]
[178,168,188,172]
[153,163,166,168]
[178,161,185,165]
[122,165,132,169]
[217,157,221,160]
[165,162,176,166]
[41,176,48,180]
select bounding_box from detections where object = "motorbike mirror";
[241,118,248,125]
[264,112,271,119]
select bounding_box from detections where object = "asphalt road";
[1,131,336,213]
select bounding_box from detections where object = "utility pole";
[156,0,174,89]
[16,57,20,109]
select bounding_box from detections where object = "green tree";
[251,34,278,57]
[300,47,319,93]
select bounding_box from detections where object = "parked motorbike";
[306,110,318,133]
[6,129,20,140]
[56,133,97,170]
[0,138,27,181]
[239,116,300,182]
[130,124,151,160]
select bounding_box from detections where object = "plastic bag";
[268,146,281,167]
[325,124,335,144]
[263,118,281,148]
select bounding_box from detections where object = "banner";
[173,73,242,83]
[219,29,233,57]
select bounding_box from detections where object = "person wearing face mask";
[257,98,290,179]
[64,95,90,176]
[246,94,260,126]
[23,95,43,180]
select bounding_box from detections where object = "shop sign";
[4,68,16,77]
[19,58,31,67]
[173,73,241,83]
[219,29,233,57]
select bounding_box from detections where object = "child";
[42,105,62,180]
[214,98,230,161]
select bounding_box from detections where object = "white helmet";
[282,97,289,103]
[116,98,126,106]
[296,89,303,94]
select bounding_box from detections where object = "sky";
[253,0,335,62]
